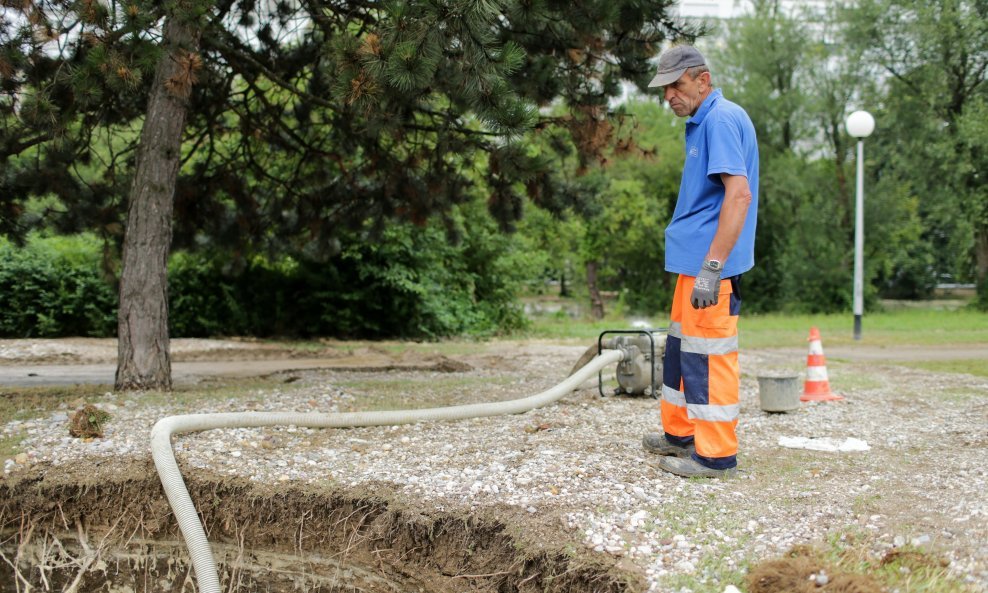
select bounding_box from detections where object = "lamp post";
[846,110,875,341]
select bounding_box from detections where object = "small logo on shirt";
[689,145,698,157]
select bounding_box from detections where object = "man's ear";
[699,71,712,91]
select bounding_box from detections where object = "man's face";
[663,71,710,117]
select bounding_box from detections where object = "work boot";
[642,432,695,458]
[656,456,737,479]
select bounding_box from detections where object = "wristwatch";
[704,259,722,272]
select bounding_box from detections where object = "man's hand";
[691,260,722,309]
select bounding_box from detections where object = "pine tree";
[2,0,688,389]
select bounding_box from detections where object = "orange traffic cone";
[801,327,844,402]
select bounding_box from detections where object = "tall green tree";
[710,0,936,312]
[711,0,809,157]
[708,0,814,311]
[517,100,682,318]
[844,0,988,306]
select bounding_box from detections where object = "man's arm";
[706,173,752,264]
[690,173,752,309]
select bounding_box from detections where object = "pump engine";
[599,329,667,398]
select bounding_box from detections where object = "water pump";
[598,329,667,398]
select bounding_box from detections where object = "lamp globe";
[846,110,875,138]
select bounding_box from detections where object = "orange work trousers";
[660,274,741,469]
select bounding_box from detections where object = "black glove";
[691,260,722,309]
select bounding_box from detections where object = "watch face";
[707,259,722,271]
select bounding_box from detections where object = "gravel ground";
[3,341,987,592]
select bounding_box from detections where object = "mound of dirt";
[748,546,883,593]
[68,404,111,438]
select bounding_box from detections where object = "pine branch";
[204,31,336,109]
[1,132,52,158]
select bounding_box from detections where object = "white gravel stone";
[2,343,987,592]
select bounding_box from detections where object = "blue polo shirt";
[665,89,759,278]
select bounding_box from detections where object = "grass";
[0,383,110,422]
[646,491,756,592]
[178,301,987,363]
[825,367,887,391]
[739,309,988,349]
[1,307,982,593]
[0,384,110,462]
[522,306,988,349]
[693,531,976,593]
[821,530,973,593]
[0,433,23,460]
[271,338,500,356]
[660,548,750,593]
[899,359,988,378]
[0,376,297,464]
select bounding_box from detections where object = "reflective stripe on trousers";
[661,274,741,470]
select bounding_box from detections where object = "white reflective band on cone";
[806,366,829,381]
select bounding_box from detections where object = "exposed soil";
[1,337,987,593]
[1,460,630,593]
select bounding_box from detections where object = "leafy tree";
[516,100,682,317]
[169,201,534,338]
[955,96,988,309]
[589,101,681,315]
[843,0,988,306]
[709,0,942,312]
[709,0,810,157]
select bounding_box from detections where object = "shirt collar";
[686,88,722,126]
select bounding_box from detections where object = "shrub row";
[0,235,117,337]
[1,222,530,339]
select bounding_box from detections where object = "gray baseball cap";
[647,45,706,88]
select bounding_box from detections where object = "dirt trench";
[0,459,640,593]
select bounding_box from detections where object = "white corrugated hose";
[151,348,624,593]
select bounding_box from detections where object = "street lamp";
[846,110,875,341]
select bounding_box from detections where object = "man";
[642,45,759,479]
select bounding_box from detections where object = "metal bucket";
[757,375,801,413]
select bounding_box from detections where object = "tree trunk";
[976,223,988,304]
[586,260,605,320]
[115,17,201,391]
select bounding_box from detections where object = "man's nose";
[663,86,675,102]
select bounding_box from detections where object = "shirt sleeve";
[706,113,748,182]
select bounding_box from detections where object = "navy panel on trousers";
[681,351,710,405]
[663,334,682,390]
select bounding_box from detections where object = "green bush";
[2,209,533,339]
[0,234,117,337]
[168,252,252,337]
[168,209,532,338]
